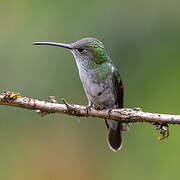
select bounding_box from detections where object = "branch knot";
[62,98,83,117]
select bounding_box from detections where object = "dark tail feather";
[105,119,122,152]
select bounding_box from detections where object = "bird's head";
[32,37,110,66]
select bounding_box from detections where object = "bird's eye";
[77,48,85,53]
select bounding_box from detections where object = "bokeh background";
[1,0,180,179]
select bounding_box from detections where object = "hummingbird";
[32,38,128,151]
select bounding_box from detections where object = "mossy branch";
[0,91,179,126]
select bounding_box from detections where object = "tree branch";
[0,91,180,127]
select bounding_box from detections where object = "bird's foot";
[37,96,58,117]
[153,123,169,140]
[94,105,105,110]
[107,108,113,119]
[86,104,104,116]
[85,105,93,116]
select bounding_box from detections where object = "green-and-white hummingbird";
[32,38,128,151]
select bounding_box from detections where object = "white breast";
[77,64,116,107]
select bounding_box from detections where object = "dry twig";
[0,91,179,126]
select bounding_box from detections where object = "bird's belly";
[82,77,115,108]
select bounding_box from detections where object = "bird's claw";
[94,105,105,110]
[86,105,93,116]
[86,104,104,116]
[107,108,113,119]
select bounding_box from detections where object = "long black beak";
[32,42,73,50]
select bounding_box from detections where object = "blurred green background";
[0,0,180,179]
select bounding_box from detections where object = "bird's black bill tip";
[32,42,40,46]
[32,42,38,45]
